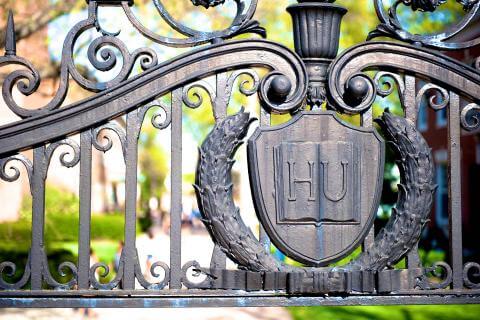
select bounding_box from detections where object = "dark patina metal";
[248,111,384,266]
[0,0,479,308]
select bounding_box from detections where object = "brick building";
[418,25,480,259]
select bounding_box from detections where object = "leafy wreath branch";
[195,109,435,276]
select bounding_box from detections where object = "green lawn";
[289,305,480,320]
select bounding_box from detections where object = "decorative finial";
[191,0,226,9]
[403,0,447,12]
[5,10,17,56]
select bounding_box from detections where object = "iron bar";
[404,75,417,122]
[30,147,47,290]
[1,294,479,308]
[259,105,271,252]
[122,111,141,289]
[0,0,478,307]
[361,109,374,251]
[448,92,464,289]
[170,89,183,289]
[78,131,93,289]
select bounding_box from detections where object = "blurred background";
[0,0,479,319]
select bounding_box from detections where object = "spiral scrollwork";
[138,100,172,130]
[0,253,31,290]
[327,72,377,115]
[90,259,124,290]
[460,103,480,131]
[259,71,308,114]
[226,70,261,98]
[0,2,159,119]
[122,0,265,48]
[0,55,45,118]
[417,261,453,290]
[373,72,405,99]
[181,260,215,289]
[369,0,480,49]
[74,36,158,92]
[44,139,81,172]
[0,154,33,192]
[463,262,480,288]
[42,259,78,290]
[415,83,450,111]
[92,122,127,159]
[135,253,170,290]
[182,81,217,110]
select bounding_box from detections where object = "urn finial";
[287,1,347,107]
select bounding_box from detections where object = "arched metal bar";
[0,39,307,157]
[327,41,480,115]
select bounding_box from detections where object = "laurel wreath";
[195,109,435,273]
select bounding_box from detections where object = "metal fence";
[0,0,479,308]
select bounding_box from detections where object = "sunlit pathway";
[0,307,292,320]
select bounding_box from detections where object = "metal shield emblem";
[248,111,384,266]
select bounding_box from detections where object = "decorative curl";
[92,122,127,158]
[226,70,260,97]
[460,103,480,131]
[374,71,405,99]
[327,73,377,114]
[74,36,159,92]
[0,2,159,118]
[417,261,453,289]
[463,262,480,288]
[139,100,172,130]
[182,81,217,109]
[0,254,31,290]
[416,83,450,111]
[0,154,33,192]
[181,260,215,289]
[0,56,47,118]
[90,261,123,290]
[368,0,480,49]
[45,139,81,170]
[43,260,78,290]
[258,71,307,114]
[134,251,170,290]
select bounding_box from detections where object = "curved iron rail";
[0,39,307,157]
[327,41,480,120]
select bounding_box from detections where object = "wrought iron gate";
[0,0,479,307]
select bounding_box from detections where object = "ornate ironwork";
[368,0,480,49]
[0,0,479,308]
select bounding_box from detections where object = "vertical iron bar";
[78,131,92,289]
[170,89,183,289]
[404,75,421,269]
[361,110,374,250]
[215,73,228,121]
[123,111,140,289]
[210,73,228,270]
[404,75,417,122]
[259,106,271,251]
[448,92,463,289]
[31,146,46,290]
